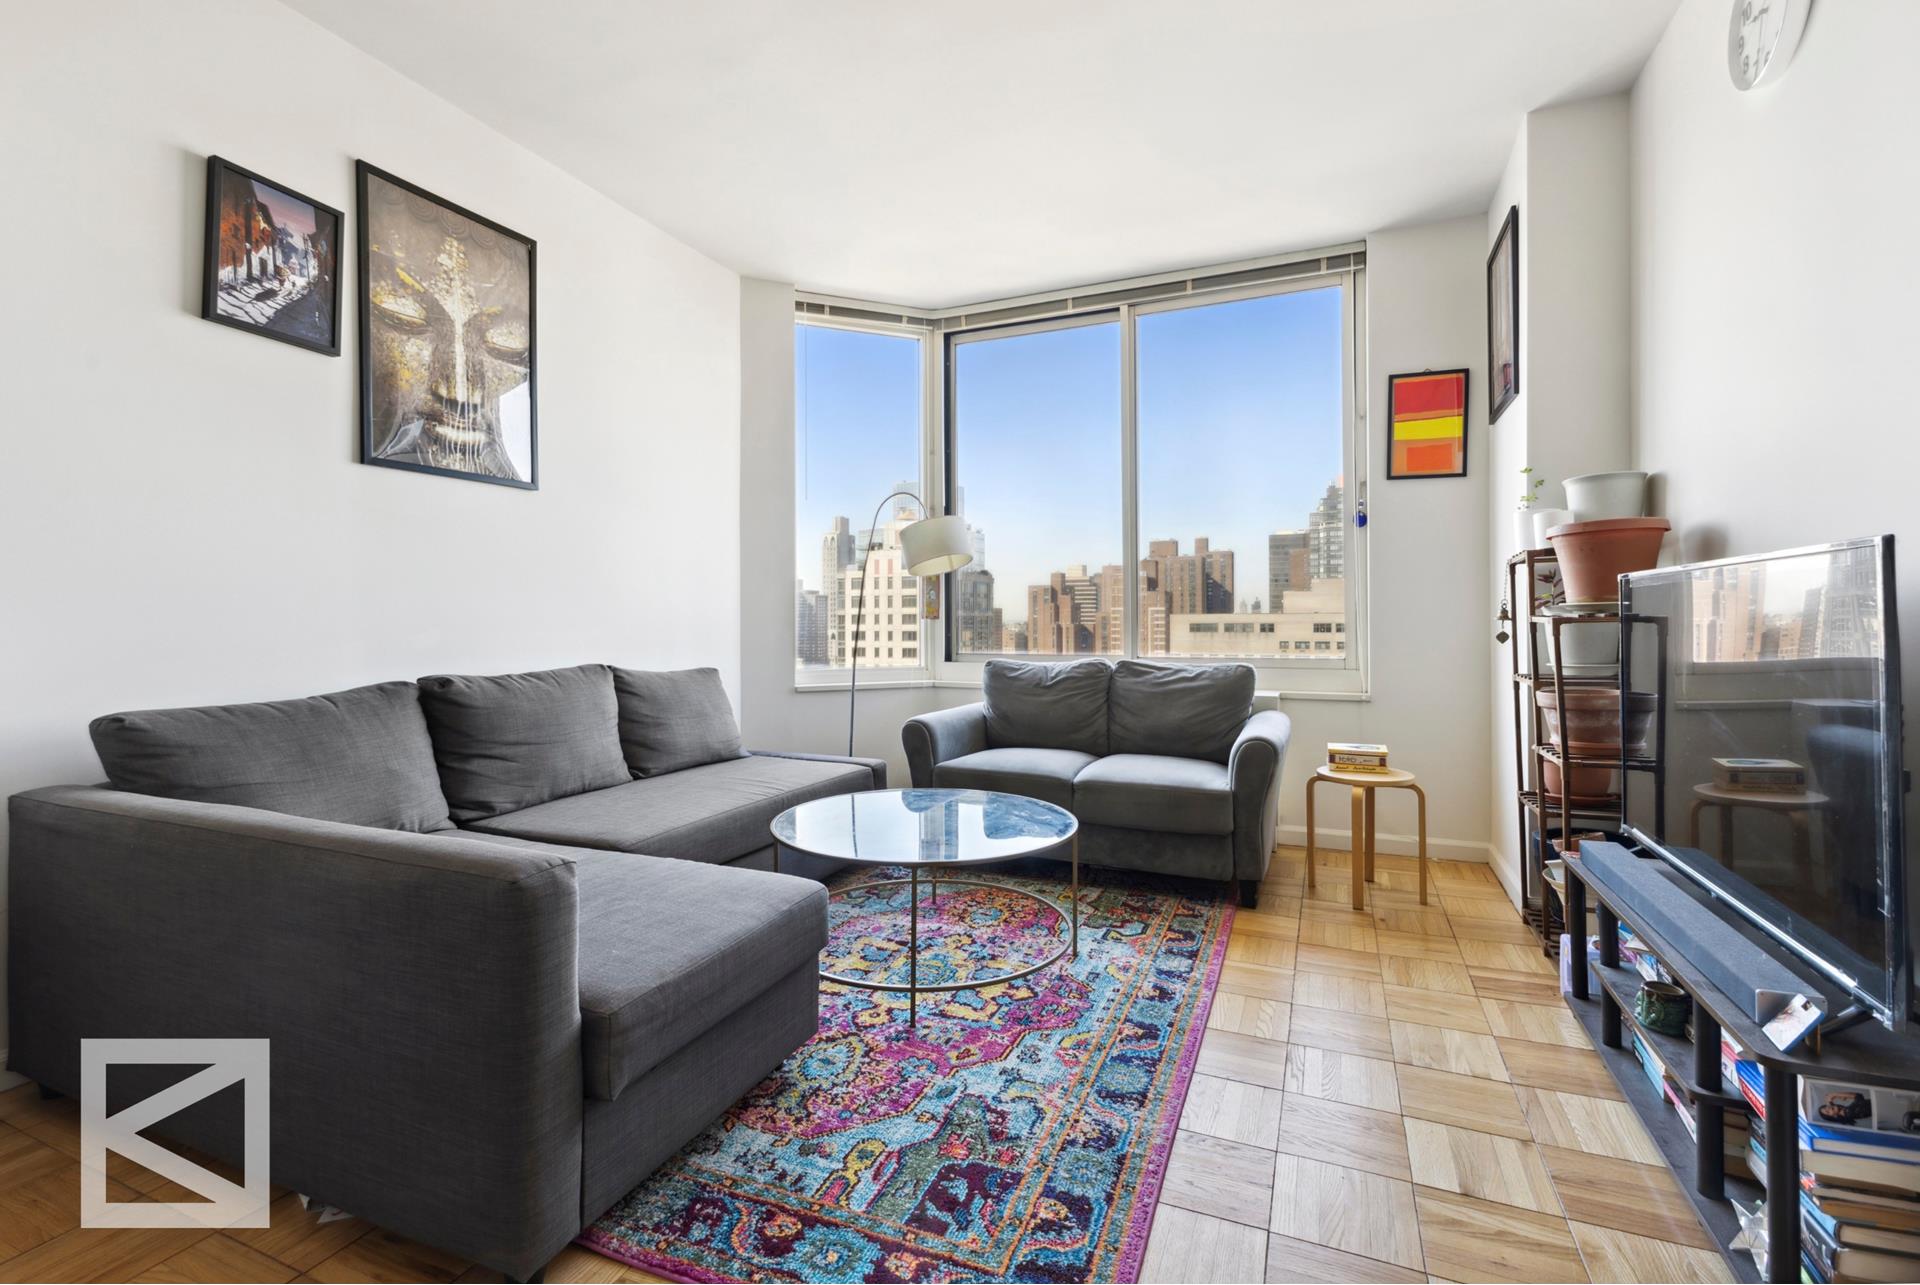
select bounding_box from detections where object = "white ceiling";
[287,0,1679,308]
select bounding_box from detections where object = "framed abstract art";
[1387,369,1469,479]
[1488,204,1520,423]
[357,161,538,489]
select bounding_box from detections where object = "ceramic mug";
[1635,980,1690,1037]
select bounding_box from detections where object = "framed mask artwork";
[356,162,537,488]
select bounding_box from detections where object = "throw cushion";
[416,664,630,823]
[89,681,454,832]
[1107,660,1255,764]
[611,667,747,777]
[982,658,1110,756]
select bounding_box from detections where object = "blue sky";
[795,286,1344,622]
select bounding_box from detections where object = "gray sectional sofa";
[6,663,881,1281]
[904,659,1292,907]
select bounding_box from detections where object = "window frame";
[939,268,1369,697]
[790,251,1370,701]
[791,314,939,691]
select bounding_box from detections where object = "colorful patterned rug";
[580,866,1234,1283]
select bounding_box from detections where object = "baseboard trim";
[1488,845,1524,911]
[0,1053,24,1093]
[1276,823,1493,866]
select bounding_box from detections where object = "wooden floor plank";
[1282,1046,1401,1113]
[1274,1094,1413,1183]
[1195,1030,1290,1091]
[1179,1073,1286,1149]
[1139,1207,1269,1284]
[1389,1021,1511,1082]
[1394,1065,1531,1140]
[1538,1145,1718,1250]
[1496,1040,1625,1101]
[1268,1156,1424,1271]
[1568,1220,1735,1283]
[1206,994,1292,1042]
[1517,1088,1664,1167]
[1414,1186,1589,1284]
[1264,1231,1426,1284]
[1159,1130,1276,1229]
[1403,1119,1563,1214]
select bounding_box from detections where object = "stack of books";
[1711,757,1807,792]
[1734,1058,1920,1282]
[1327,742,1389,773]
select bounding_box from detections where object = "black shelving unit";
[1502,549,1667,956]
[1564,845,1920,1283]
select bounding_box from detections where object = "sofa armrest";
[1228,710,1292,885]
[6,785,582,1280]
[747,749,886,790]
[902,703,988,787]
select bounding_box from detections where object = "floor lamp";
[846,491,973,756]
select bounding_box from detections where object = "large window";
[1135,284,1348,660]
[947,318,1123,656]
[793,322,925,676]
[947,274,1359,676]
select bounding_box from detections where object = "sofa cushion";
[89,681,454,832]
[931,747,1096,810]
[416,665,630,823]
[982,658,1111,756]
[570,849,826,1100]
[466,753,871,863]
[612,667,747,777]
[1073,753,1233,835]
[1108,660,1255,764]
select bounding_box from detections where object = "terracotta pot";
[1541,756,1614,799]
[1536,687,1658,756]
[1545,517,1670,604]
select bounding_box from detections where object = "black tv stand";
[1562,842,1920,1284]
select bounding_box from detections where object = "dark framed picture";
[201,156,342,356]
[357,161,537,489]
[1487,204,1520,424]
[1386,369,1469,479]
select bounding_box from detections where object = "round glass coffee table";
[770,787,1080,1025]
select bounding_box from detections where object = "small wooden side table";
[1306,765,1428,910]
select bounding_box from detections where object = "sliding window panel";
[794,321,927,676]
[947,316,1123,658]
[1134,282,1353,666]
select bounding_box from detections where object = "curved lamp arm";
[848,491,927,757]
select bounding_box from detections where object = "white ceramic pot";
[1552,619,1621,670]
[1564,471,1649,521]
[1531,507,1574,549]
[1514,508,1538,553]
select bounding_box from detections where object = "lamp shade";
[898,514,973,576]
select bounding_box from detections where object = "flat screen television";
[1619,535,1910,1030]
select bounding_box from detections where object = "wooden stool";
[1306,765,1428,910]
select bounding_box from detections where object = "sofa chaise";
[7,663,880,1281]
[903,658,1291,907]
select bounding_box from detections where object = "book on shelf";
[1712,756,1807,792]
[1756,1134,1920,1199]
[1803,1202,1920,1282]
[1805,1182,1920,1233]
[1327,742,1389,772]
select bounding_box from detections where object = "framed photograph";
[357,161,537,489]
[1387,369,1469,479]
[201,157,342,356]
[1488,205,1520,423]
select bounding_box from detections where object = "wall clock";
[1728,0,1810,90]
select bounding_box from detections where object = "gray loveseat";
[7,663,880,1281]
[904,659,1291,907]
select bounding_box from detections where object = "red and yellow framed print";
[1387,368,1468,479]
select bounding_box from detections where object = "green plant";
[1518,465,1546,509]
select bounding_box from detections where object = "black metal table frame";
[774,833,1080,1026]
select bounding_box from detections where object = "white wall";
[740,216,1495,861]
[0,0,741,1063]
[1481,95,1634,906]
[1630,0,1920,965]
[1283,215,1491,861]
